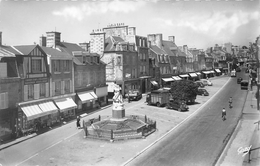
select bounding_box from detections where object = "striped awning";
[38,101,58,116]
[172,76,182,80]
[189,73,198,77]
[196,72,202,75]
[20,104,44,121]
[77,91,97,104]
[54,97,77,112]
[215,69,221,73]
[210,70,215,73]
[162,78,175,82]
[151,81,158,85]
[202,71,211,74]
[179,74,189,77]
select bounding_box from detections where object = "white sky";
[0,0,259,50]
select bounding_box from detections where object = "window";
[0,92,8,109]
[28,84,34,99]
[55,81,61,95]
[65,80,70,93]
[40,83,45,97]
[31,59,42,73]
[53,60,60,72]
[64,60,70,72]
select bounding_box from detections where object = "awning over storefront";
[196,72,202,75]
[189,73,198,77]
[54,97,77,112]
[210,70,215,73]
[202,71,211,74]
[38,101,58,116]
[172,76,182,80]
[95,87,108,97]
[215,69,221,73]
[150,81,158,86]
[20,104,44,121]
[179,74,189,78]
[77,91,97,103]
[162,78,175,82]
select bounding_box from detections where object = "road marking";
[15,153,38,166]
[121,77,231,166]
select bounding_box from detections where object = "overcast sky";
[0,0,259,50]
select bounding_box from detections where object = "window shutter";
[0,93,4,109]
[52,82,55,96]
[34,84,40,99]
[61,81,65,95]
[70,80,73,93]
[24,85,28,101]
[45,82,49,97]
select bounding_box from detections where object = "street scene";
[0,0,260,166]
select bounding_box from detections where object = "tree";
[169,80,199,102]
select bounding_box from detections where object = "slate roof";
[13,45,37,55]
[58,42,85,56]
[41,46,72,59]
[150,45,166,55]
[104,36,125,52]
[0,45,18,57]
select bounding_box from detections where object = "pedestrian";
[222,108,226,121]
[76,116,81,129]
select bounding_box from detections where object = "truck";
[146,88,170,107]
[127,89,142,101]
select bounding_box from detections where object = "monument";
[112,85,125,119]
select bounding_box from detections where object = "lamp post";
[256,36,260,110]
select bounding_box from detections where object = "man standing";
[222,108,226,121]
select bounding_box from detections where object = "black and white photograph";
[0,0,259,165]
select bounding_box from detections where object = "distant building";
[46,31,61,48]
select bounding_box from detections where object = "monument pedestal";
[112,109,125,119]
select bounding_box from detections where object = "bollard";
[145,115,147,123]
[110,129,113,142]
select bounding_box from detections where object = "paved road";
[129,72,248,166]
[0,75,235,166]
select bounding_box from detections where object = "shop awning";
[179,74,189,77]
[151,81,158,85]
[196,72,202,75]
[172,76,182,80]
[77,91,97,103]
[54,97,77,112]
[210,70,215,73]
[162,78,175,82]
[95,87,108,97]
[38,101,58,116]
[215,69,221,73]
[20,104,44,121]
[189,73,198,77]
[202,71,211,74]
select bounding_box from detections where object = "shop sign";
[24,77,48,85]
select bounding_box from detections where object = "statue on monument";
[112,85,124,110]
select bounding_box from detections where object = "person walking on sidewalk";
[76,116,81,129]
[222,108,226,121]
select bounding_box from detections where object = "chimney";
[155,34,163,49]
[39,35,46,47]
[0,31,2,45]
[168,36,175,43]
[183,45,188,54]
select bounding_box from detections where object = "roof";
[150,45,166,55]
[40,46,72,59]
[13,45,37,55]
[104,36,125,52]
[0,45,18,57]
[57,42,85,55]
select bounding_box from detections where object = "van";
[241,80,249,90]
[231,70,236,77]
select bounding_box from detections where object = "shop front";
[196,72,202,79]
[95,86,108,107]
[188,73,198,81]
[150,80,159,91]
[179,74,190,80]
[172,76,182,81]
[0,108,15,141]
[214,69,222,76]
[161,77,175,88]
[54,97,77,121]
[17,100,59,136]
[76,91,97,114]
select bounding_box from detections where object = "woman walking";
[76,116,81,129]
[222,108,226,121]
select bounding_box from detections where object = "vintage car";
[201,79,213,86]
[195,81,205,88]
[127,89,142,101]
[197,88,209,96]
[241,80,249,90]
[237,77,243,84]
[166,99,189,112]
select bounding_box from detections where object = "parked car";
[195,81,205,88]
[127,89,142,101]
[201,79,213,86]
[240,80,249,90]
[197,89,209,96]
[166,99,189,112]
[237,77,243,84]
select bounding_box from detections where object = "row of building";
[0,23,252,141]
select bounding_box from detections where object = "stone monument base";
[112,109,125,119]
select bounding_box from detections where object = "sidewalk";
[216,85,260,166]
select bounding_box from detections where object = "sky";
[0,0,259,50]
